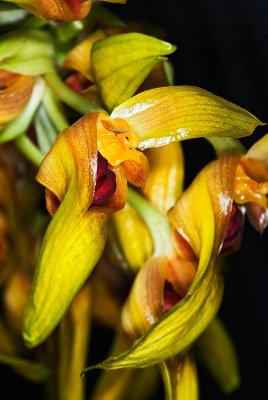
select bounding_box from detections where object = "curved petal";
[62,30,107,81]
[122,151,149,188]
[0,70,34,127]
[92,33,176,111]
[17,0,92,21]
[122,256,167,338]
[83,156,239,370]
[86,156,239,370]
[111,86,263,149]
[23,113,109,348]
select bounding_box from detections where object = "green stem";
[43,87,69,132]
[14,135,44,166]
[127,187,174,257]
[206,137,245,157]
[56,20,85,42]
[44,72,106,115]
[0,78,45,144]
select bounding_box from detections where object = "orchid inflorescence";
[0,1,267,399]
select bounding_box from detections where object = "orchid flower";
[23,84,263,349]
[83,155,242,396]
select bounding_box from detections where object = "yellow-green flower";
[23,84,263,348]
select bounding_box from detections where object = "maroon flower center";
[92,152,116,206]
[163,281,182,313]
[221,202,243,253]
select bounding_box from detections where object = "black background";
[2,1,268,399]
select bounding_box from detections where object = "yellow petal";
[194,316,240,394]
[160,353,199,400]
[23,113,109,348]
[92,32,176,111]
[144,142,184,214]
[111,86,263,149]
[83,156,239,371]
[110,202,153,273]
[0,70,34,127]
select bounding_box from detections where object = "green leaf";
[194,316,241,394]
[0,29,55,75]
[111,86,264,149]
[91,32,176,111]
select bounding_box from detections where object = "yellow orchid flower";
[23,85,262,349]
[23,111,148,348]
[84,154,242,373]
[0,70,34,129]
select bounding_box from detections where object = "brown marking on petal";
[221,203,243,254]
[163,281,182,313]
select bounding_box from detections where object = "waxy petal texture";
[111,86,263,149]
[92,33,176,111]
[83,155,239,370]
[23,113,109,348]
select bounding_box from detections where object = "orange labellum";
[97,115,141,167]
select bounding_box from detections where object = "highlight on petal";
[83,156,239,371]
[111,86,263,149]
[0,30,54,76]
[194,316,241,394]
[91,32,177,111]
[23,113,110,348]
[11,0,92,21]
[144,142,184,214]
[0,70,34,128]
